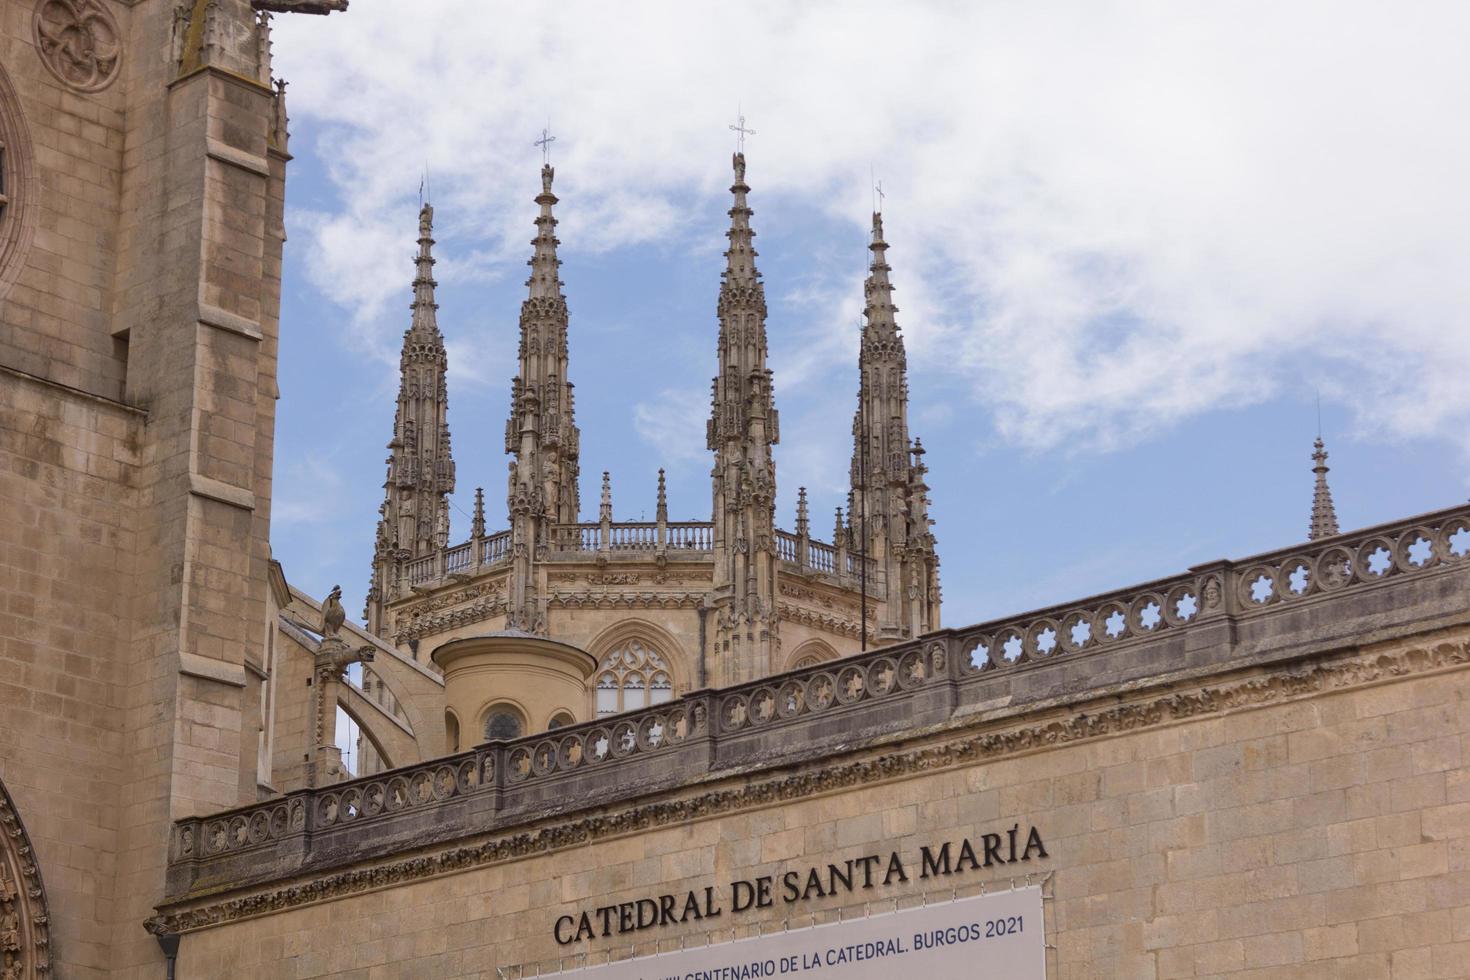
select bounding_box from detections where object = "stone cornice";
[147,635,1470,936]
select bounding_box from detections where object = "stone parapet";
[157,502,1470,910]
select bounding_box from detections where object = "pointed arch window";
[595,641,673,716]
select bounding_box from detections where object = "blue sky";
[268,2,1470,629]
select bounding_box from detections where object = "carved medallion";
[33,0,122,93]
[0,778,52,979]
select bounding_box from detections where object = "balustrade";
[172,503,1470,900]
[479,531,510,565]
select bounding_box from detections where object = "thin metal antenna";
[535,123,556,166]
[1316,390,1322,440]
[729,107,756,153]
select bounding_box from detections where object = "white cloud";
[632,387,709,466]
[274,1,1470,459]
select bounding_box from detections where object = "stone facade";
[152,505,1470,977]
[0,1,309,975]
[1,2,1466,978]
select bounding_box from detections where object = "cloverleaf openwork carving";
[33,0,121,93]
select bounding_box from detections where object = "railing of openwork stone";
[667,522,713,550]
[168,503,1470,899]
[444,542,473,574]
[405,554,434,585]
[397,519,860,595]
[952,506,1470,674]
[480,530,510,565]
[809,538,837,573]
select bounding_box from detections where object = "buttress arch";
[0,776,52,978]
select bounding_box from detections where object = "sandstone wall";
[165,633,1470,979]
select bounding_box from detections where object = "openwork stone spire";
[1309,437,1340,540]
[848,210,939,639]
[366,204,456,633]
[707,152,780,683]
[504,165,581,632]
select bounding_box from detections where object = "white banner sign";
[562,885,1044,979]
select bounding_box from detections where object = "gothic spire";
[708,151,780,684]
[1309,437,1340,540]
[504,162,581,634]
[365,205,457,635]
[848,208,938,640]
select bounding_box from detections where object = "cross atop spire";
[1309,437,1340,540]
[535,124,556,166]
[729,110,755,153]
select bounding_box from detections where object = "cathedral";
[358,153,939,753]
[2,2,1470,978]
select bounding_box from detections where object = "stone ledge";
[188,473,255,512]
[197,302,263,342]
[205,138,272,178]
[178,652,247,688]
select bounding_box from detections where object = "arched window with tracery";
[595,640,673,716]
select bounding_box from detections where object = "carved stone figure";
[320,585,346,638]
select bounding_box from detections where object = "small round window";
[483,709,523,741]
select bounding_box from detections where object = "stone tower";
[707,152,781,683]
[505,164,581,632]
[0,0,344,974]
[366,204,456,632]
[848,211,940,640]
